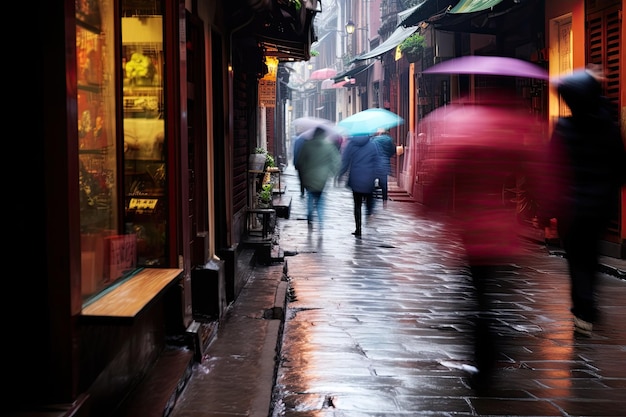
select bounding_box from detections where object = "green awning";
[449,0,503,14]
[398,0,444,28]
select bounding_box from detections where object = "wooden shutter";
[586,1,622,242]
[586,2,621,115]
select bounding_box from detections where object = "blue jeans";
[307,190,325,227]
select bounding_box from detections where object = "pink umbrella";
[422,56,548,80]
[309,68,337,80]
[420,100,547,263]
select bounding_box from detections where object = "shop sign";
[259,78,276,107]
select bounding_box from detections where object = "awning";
[449,0,502,13]
[398,0,451,28]
[253,0,320,61]
[321,78,354,89]
[430,0,535,35]
[311,32,330,47]
[333,61,375,83]
[352,25,418,61]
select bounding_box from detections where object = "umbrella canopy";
[420,100,547,262]
[422,56,549,80]
[337,108,404,136]
[293,116,334,135]
[419,99,546,153]
[310,68,338,80]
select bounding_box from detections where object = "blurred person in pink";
[422,93,545,390]
[537,65,626,336]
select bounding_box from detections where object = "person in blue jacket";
[338,134,381,237]
[372,129,396,207]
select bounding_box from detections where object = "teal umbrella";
[337,108,404,136]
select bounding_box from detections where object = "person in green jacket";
[296,126,341,229]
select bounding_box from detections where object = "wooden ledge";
[81,268,183,321]
[247,208,276,214]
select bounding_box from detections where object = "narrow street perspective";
[270,165,626,416]
[37,2,625,417]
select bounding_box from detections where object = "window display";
[122,14,167,267]
[77,1,122,300]
[77,0,167,302]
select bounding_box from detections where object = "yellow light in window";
[265,56,279,79]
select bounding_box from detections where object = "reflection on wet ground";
[272,166,626,417]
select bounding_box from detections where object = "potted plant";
[253,147,276,171]
[399,33,425,63]
[257,183,273,208]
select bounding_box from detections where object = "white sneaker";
[573,316,593,336]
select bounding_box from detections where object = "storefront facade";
[26,0,316,415]
[394,0,624,258]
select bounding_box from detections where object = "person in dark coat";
[296,126,341,229]
[292,132,307,197]
[538,65,626,337]
[372,129,396,206]
[338,134,381,237]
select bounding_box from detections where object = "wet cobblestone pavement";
[168,164,626,417]
[271,166,626,417]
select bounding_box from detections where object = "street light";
[345,20,356,34]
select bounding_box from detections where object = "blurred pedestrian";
[422,96,545,390]
[537,64,626,337]
[329,132,345,186]
[296,126,341,229]
[372,129,396,207]
[292,132,306,197]
[338,134,381,237]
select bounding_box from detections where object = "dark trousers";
[469,264,499,383]
[378,174,389,201]
[297,171,304,196]
[558,214,605,323]
[352,192,374,232]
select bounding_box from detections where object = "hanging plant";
[399,33,425,62]
[277,0,301,12]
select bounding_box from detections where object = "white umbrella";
[293,116,334,135]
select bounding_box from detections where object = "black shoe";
[351,230,361,237]
[468,369,493,393]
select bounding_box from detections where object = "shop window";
[121,1,167,267]
[77,0,167,304]
[77,0,121,301]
